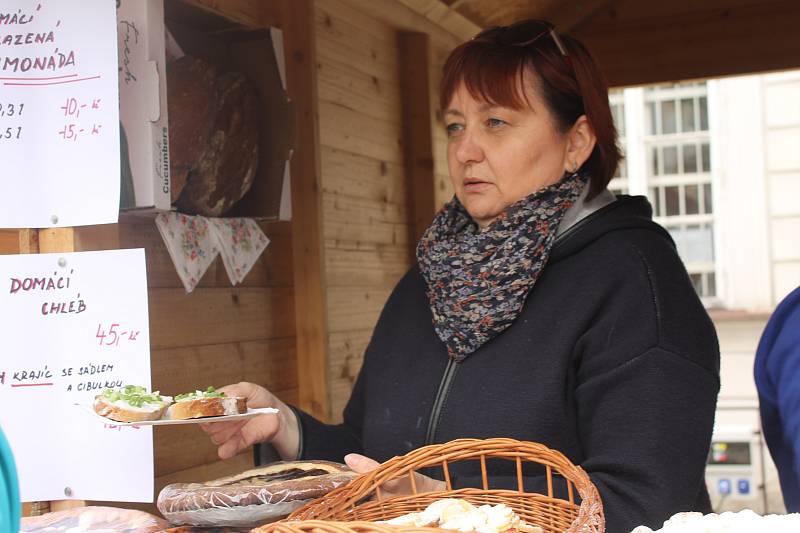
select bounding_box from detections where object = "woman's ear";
[564,115,597,173]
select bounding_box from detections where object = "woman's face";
[444,72,572,229]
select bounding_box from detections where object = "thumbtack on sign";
[50,215,59,225]
[64,486,73,497]
[58,257,67,268]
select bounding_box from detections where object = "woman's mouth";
[463,178,492,192]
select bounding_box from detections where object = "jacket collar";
[556,184,617,239]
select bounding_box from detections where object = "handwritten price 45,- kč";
[95,323,140,347]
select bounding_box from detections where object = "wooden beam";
[176,0,264,28]
[37,228,75,254]
[573,0,800,87]
[37,225,119,254]
[18,229,38,254]
[434,0,614,32]
[74,224,121,251]
[344,0,468,48]
[282,0,331,422]
[396,0,481,40]
[446,0,552,28]
[0,230,23,254]
[545,0,614,32]
[398,32,437,249]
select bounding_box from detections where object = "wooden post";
[398,31,437,248]
[18,229,39,254]
[281,0,331,422]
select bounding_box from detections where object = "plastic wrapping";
[157,460,357,528]
[20,506,169,532]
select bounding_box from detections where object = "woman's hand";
[344,453,446,498]
[199,382,300,460]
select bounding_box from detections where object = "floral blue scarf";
[416,171,588,361]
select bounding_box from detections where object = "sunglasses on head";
[473,19,572,69]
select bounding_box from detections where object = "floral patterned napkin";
[208,218,270,285]
[155,213,220,293]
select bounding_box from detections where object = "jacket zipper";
[425,358,459,444]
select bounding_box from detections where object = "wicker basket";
[255,438,604,533]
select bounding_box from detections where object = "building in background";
[610,70,800,514]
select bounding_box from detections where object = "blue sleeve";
[757,287,800,507]
[770,294,800,483]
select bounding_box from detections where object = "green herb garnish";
[102,385,163,407]
[175,386,226,401]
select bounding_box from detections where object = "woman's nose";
[454,131,484,164]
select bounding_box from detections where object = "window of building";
[609,82,717,300]
[608,90,628,195]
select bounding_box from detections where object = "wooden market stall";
[3,0,800,521]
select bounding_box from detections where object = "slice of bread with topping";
[93,385,172,423]
[165,386,246,420]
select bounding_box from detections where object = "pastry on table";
[384,498,544,533]
[157,460,357,528]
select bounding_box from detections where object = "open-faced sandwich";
[165,386,247,420]
[93,385,173,423]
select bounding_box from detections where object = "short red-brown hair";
[440,20,621,200]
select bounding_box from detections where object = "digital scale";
[705,421,767,513]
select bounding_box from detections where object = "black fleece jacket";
[281,196,720,533]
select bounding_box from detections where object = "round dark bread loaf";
[166,56,217,204]
[157,460,357,527]
[170,57,260,216]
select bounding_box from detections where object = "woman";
[203,20,719,533]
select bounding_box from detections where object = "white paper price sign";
[0,0,120,228]
[0,249,154,502]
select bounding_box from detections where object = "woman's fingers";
[344,453,380,473]
[344,453,446,497]
[345,454,407,493]
[197,382,288,460]
[216,414,281,460]
[219,383,263,403]
[203,420,248,445]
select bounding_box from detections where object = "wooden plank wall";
[316,0,407,421]
[430,39,457,209]
[315,0,464,422]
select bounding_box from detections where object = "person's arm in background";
[756,287,800,511]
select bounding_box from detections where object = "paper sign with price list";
[0,0,120,228]
[0,249,153,502]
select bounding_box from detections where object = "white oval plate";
[74,403,279,426]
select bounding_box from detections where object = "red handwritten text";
[96,323,141,347]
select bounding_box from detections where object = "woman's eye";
[445,123,464,136]
[487,118,506,128]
